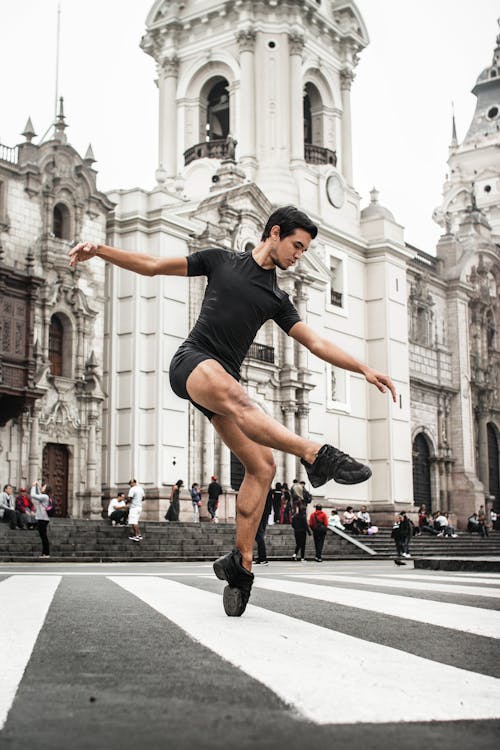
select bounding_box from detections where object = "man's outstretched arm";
[289,321,397,402]
[69,242,188,277]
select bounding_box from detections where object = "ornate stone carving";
[236,28,256,53]
[161,55,179,77]
[288,32,305,56]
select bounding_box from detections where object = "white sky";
[1,0,498,252]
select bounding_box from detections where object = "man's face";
[6,485,12,495]
[269,227,312,271]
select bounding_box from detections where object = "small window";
[53,203,71,240]
[487,106,499,120]
[329,256,343,308]
[326,364,350,412]
[49,315,64,376]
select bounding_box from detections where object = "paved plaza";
[1,560,499,749]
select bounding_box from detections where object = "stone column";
[289,32,305,165]
[158,56,179,180]
[340,69,354,186]
[28,405,41,482]
[87,412,97,490]
[220,442,231,489]
[295,280,308,371]
[477,407,490,490]
[297,407,309,482]
[282,404,297,483]
[236,28,256,176]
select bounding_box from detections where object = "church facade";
[0,1,498,527]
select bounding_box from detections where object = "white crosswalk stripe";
[289,572,500,599]
[110,575,500,724]
[253,577,500,638]
[1,569,500,733]
[0,575,61,730]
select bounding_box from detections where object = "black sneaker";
[213,548,254,617]
[301,444,372,488]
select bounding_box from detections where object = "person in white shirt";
[127,479,145,542]
[356,505,371,534]
[328,509,345,531]
[107,492,128,526]
[435,511,457,537]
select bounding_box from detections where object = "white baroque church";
[0,0,498,528]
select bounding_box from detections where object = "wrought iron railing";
[330,290,343,307]
[246,342,275,364]
[304,143,337,166]
[184,139,230,166]
[0,144,18,164]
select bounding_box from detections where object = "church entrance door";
[42,443,69,517]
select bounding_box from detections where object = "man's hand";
[69,242,99,267]
[363,367,397,403]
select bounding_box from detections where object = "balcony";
[246,343,275,364]
[184,139,231,166]
[304,143,337,166]
[0,144,18,165]
[0,266,44,425]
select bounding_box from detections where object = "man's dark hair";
[3,484,12,491]
[117,492,125,498]
[261,205,318,241]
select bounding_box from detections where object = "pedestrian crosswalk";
[1,566,499,739]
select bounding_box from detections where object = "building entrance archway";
[412,433,432,512]
[42,443,69,517]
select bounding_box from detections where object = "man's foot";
[301,444,372,488]
[292,553,297,561]
[213,549,254,617]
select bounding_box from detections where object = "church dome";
[361,188,396,221]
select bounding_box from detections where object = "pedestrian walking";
[309,504,328,562]
[391,512,412,558]
[70,205,396,616]
[207,476,222,523]
[128,478,145,541]
[271,482,283,524]
[30,481,52,558]
[254,489,272,565]
[165,479,183,522]
[190,483,202,522]
[291,506,311,561]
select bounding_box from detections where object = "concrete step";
[1,521,498,562]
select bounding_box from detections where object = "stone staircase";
[1,520,499,563]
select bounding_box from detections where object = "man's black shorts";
[169,345,238,421]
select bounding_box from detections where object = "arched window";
[53,203,71,240]
[303,82,323,146]
[412,433,432,511]
[205,78,229,141]
[49,315,64,376]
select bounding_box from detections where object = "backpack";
[46,496,56,517]
[302,489,312,504]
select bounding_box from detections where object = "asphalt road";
[1,560,499,750]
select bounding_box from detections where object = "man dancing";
[70,205,396,617]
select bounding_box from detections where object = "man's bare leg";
[187,360,320,464]
[212,415,275,572]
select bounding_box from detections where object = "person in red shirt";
[309,504,328,562]
[15,487,36,529]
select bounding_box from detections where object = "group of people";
[328,505,378,536]
[268,480,313,524]
[467,506,491,537]
[416,505,458,537]
[0,481,55,557]
[188,477,223,523]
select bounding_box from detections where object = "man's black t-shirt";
[184,248,301,378]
